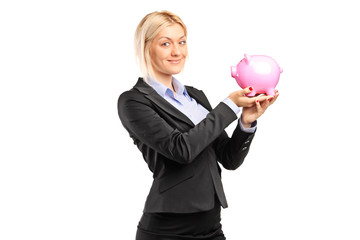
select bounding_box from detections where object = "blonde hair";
[134,11,187,82]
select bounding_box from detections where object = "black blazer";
[118,78,255,213]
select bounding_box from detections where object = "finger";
[264,97,272,109]
[247,94,266,107]
[242,86,254,96]
[267,96,274,103]
[274,89,279,98]
[244,97,256,107]
[269,90,279,105]
[256,95,268,102]
[233,88,247,97]
[255,99,263,114]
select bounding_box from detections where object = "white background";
[1,0,359,239]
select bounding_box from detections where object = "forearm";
[223,97,257,132]
[169,102,237,163]
[119,94,237,164]
[215,121,256,170]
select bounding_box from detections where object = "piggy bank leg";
[246,91,257,97]
[266,88,276,96]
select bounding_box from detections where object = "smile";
[168,59,182,64]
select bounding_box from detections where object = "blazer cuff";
[238,117,257,133]
[222,97,241,115]
[216,102,238,124]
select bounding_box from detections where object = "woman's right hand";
[228,87,268,107]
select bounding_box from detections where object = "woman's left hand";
[241,90,279,128]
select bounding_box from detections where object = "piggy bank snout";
[231,66,237,78]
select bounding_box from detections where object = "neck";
[153,73,175,92]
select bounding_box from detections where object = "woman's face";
[150,24,187,79]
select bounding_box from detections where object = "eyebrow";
[158,35,186,41]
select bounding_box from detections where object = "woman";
[118,10,279,240]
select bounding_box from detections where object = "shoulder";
[118,89,154,115]
[117,80,156,120]
[118,78,152,105]
[118,88,143,103]
[117,87,155,124]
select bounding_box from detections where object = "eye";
[179,40,186,45]
[161,42,170,47]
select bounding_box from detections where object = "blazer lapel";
[185,86,213,112]
[133,78,195,127]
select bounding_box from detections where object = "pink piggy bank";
[231,54,283,96]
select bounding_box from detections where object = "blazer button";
[245,140,250,144]
[242,146,248,151]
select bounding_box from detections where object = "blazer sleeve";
[118,90,237,164]
[213,122,256,170]
[184,86,256,170]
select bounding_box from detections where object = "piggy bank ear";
[244,54,251,63]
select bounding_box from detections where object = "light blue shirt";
[147,77,256,133]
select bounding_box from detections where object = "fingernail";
[256,100,259,103]
[268,97,274,101]
[249,87,253,91]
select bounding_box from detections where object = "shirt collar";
[146,76,189,98]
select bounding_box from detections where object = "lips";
[168,59,182,64]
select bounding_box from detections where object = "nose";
[171,43,181,56]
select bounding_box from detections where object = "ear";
[244,54,251,63]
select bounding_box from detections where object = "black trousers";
[136,198,226,240]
